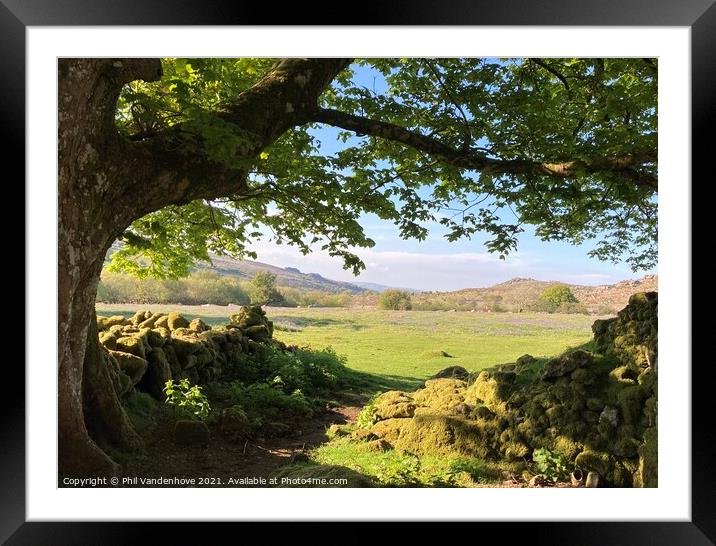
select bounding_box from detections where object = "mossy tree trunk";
[57,58,351,475]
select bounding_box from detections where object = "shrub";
[533,285,579,313]
[379,289,412,310]
[532,448,572,482]
[163,379,211,421]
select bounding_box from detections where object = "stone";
[167,312,189,331]
[430,365,470,381]
[174,420,209,446]
[109,350,148,386]
[138,347,172,400]
[585,471,600,488]
[599,406,619,428]
[529,474,551,487]
[189,318,211,332]
[542,349,594,379]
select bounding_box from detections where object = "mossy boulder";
[413,378,467,414]
[109,350,148,386]
[115,336,146,360]
[103,350,133,398]
[167,312,190,331]
[575,449,612,476]
[542,349,594,379]
[99,331,117,350]
[373,391,416,420]
[244,324,271,342]
[371,415,501,459]
[189,318,211,333]
[138,347,172,400]
[429,365,469,381]
[464,371,514,415]
[138,313,162,329]
[219,405,252,438]
[173,420,209,446]
[271,464,375,487]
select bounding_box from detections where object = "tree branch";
[312,107,657,190]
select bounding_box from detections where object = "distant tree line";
[96,269,354,308]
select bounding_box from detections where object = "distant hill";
[352,281,422,293]
[410,275,658,313]
[200,255,368,294]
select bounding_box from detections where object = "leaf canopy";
[112,58,657,278]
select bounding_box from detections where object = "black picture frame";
[6,1,709,543]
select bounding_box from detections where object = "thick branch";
[313,107,657,190]
[114,58,353,216]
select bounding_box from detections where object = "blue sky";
[248,61,657,291]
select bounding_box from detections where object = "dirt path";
[119,399,363,487]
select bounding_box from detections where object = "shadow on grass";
[342,369,424,394]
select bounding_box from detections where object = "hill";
[200,255,368,294]
[410,275,658,313]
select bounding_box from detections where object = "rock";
[367,439,392,452]
[529,474,551,487]
[154,315,169,328]
[351,428,378,442]
[109,350,148,386]
[139,347,172,400]
[230,305,265,328]
[138,314,161,329]
[585,471,600,488]
[244,324,270,342]
[115,336,146,359]
[374,391,416,420]
[599,406,619,428]
[430,365,470,381]
[327,424,350,437]
[219,406,251,437]
[99,331,117,350]
[586,398,605,411]
[174,420,209,446]
[189,318,211,332]
[145,328,166,348]
[542,350,594,379]
[167,312,189,331]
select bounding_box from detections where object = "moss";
[541,349,594,380]
[167,312,189,331]
[138,314,161,329]
[99,331,117,350]
[154,315,169,329]
[189,318,210,332]
[413,378,467,414]
[270,463,375,488]
[575,449,611,476]
[501,441,530,460]
[371,414,501,460]
[610,365,639,384]
[635,426,658,487]
[464,371,513,415]
[110,350,148,386]
[552,435,583,459]
[617,385,647,426]
[115,335,146,359]
[373,391,416,420]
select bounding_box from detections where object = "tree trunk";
[57,59,158,476]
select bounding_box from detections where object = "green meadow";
[96,304,598,392]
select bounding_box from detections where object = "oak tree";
[58,57,656,474]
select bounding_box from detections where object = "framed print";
[7,0,711,542]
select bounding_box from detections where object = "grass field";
[97,303,601,392]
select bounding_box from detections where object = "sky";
[247,61,656,292]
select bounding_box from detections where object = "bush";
[533,285,579,313]
[378,289,412,310]
[163,379,211,421]
[532,448,572,482]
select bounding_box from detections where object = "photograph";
[58,56,659,490]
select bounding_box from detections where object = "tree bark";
[58,59,162,476]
